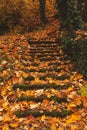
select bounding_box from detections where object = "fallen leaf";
[41,115,46,121]
[0,116,4,121]
[50,123,57,130]
[28,127,34,130]
[2,125,9,130]
[68,103,76,110]
[10,123,19,128]
[66,114,81,124]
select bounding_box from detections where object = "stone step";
[14,109,72,118]
[13,83,71,90]
[29,50,60,53]
[18,95,67,103]
[28,40,57,44]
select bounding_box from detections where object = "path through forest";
[0,19,87,130]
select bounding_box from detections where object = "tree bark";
[39,0,47,24]
[55,0,67,20]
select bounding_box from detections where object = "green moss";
[18,95,67,103]
[39,75,47,80]
[54,62,61,66]
[13,83,70,90]
[24,76,35,81]
[0,67,4,71]
[27,69,37,72]
[78,85,87,97]
[31,63,39,66]
[14,109,72,118]
[18,95,46,102]
[48,62,61,66]
[38,68,47,73]
[54,68,62,72]
[39,57,56,61]
[0,77,3,83]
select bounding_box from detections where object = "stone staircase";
[12,41,76,129]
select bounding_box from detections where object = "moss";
[54,68,62,72]
[29,58,34,62]
[14,109,72,118]
[0,67,4,71]
[24,76,35,81]
[31,63,39,66]
[39,75,47,80]
[0,77,3,83]
[39,57,56,62]
[13,83,70,90]
[78,85,87,97]
[27,69,37,72]
[38,68,47,73]
[49,96,67,103]
[18,95,46,102]
[48,62,61,66]
[18,95,67,103]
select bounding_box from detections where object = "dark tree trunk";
[39,0,47,24]
[55,0,67,20]
[82,0,87,21]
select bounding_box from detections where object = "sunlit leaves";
[50,123,57,130]
[66,114,81,124]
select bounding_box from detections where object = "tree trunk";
[82,0,87,21]
[39,0,47,24]
[55,0,67,20]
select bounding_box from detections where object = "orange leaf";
[28,127,34,130]
[2,125,9,130]
[66,114,81,124]
[10,123,19,128]
[50,123,57,130]
[41,115,46,121]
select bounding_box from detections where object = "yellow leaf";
[47,93,51,98]
[68,103,76,110]
[34,77,40,83]
[74,74,83,80]
[23,73,28,78]
[28,127,34,130]
[58,127,64,130]
[71,125,79,130]
[2,102,8,110]
[10,123,19,128]
[66,114,81,124]
[41,115,46,121]
[4,116,12,122]
[50,123,57,130]
[49,79,53,84]
[2,125,9,130]
[67,87,73,92]
[3,70,7,76]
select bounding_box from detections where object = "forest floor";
[0,18,87,130]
